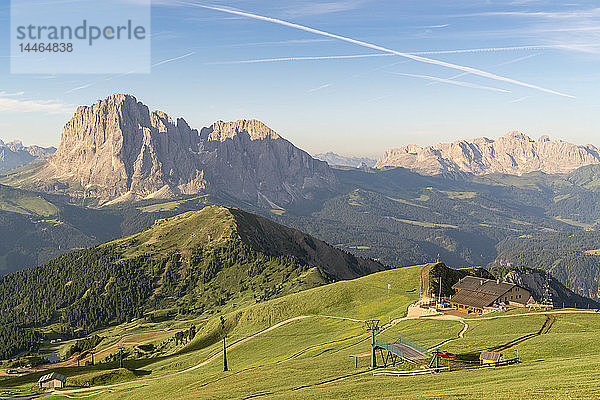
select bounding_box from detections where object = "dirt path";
[316,315,364,323]
[429,309,598,322]
[53,316,311,396]
[428,320,469,351]
[46,309,597,397]
[494,314,556,352]
[40,329,178,371]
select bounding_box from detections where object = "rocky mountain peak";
[376,131,600,176]
[501,131,534,142]
[201,119,280,142]
[22,94,337,207]
[0,138,55,172]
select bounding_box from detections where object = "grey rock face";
[0,140,55,172]
[376,131,600,175]
[314,152,377,168]
[31,94,337,207]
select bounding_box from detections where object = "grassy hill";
[0,206,383,360]
[3,162,600,308]
[2,263,600,399]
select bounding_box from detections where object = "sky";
[1,0,599,158]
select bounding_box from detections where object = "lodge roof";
[450,276,526,309]
[452,276,516,296]
[38,372,67,383]
[449,289,501,309]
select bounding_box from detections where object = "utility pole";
[220,315,228,372]
[119,347,124,369]
[364,320,380,369]
[91,352,94,366]
[222,335,229,372]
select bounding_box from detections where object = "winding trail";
[52,316,311,396]
[427,320,469,351]
[37,309,600,398]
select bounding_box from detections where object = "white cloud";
[0,91,25,97]
[0,93,72,114]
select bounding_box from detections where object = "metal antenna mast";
[363,320,381,369]
[542,271,554,308]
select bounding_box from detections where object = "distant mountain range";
[9,94,336,208]
[3,93,600,303]
[376,131,600,175]
[0,139,55,172]
[314,152,377,168]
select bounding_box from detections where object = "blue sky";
[1,0,599,157]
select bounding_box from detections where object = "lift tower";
[364,320,381,369]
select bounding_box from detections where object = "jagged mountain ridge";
[376,131,600,175]
[0,139,55,172]
[20,94,336,207]
[314,152,377,168]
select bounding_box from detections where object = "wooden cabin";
[38,372,67,390]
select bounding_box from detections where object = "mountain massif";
[13,94,336,208]
[376,131,600,175]
[314,152,377,168]
[0,139,55,172]
[1,93,600,303]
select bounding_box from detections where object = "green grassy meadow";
[1,265,599,399]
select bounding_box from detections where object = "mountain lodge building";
[38,372,67,390]
[450,276,531,314]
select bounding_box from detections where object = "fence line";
[373,358,520,376]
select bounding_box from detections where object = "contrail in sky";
[427,54,540,85]
[153,52,195,67]
[185,2,574,98]
[412,46,552,55]
[64,52,196,93]
[209,53,392,64]
[390,72,512,93]
[210,47,551,65]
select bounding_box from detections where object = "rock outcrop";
[26,94,337,207]
[376,131,600,175]
[0,140,55,172]
[502,268,599,308]
[314,152,377,168]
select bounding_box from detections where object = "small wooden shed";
[38,372,67,390]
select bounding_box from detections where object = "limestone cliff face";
[31,94,336,207]
[376,131,600,175]
[198,120,336,207]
